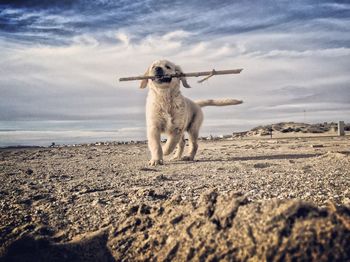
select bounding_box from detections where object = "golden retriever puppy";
[140,59,242,166]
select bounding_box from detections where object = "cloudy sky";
[1,0,350,137]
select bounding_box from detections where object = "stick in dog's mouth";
[153,75,172,83]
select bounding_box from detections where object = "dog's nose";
[154,66,164,75]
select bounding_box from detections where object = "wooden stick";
[119,68,243,82]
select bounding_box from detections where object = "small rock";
[34,225,55,236]
[140,204,151,215]
[155,174,168,181]
[253,163,270,169]
[25,168,33,175]
[311,144,324,148]
[128,205,139,215]
[92,199,106,206]
[147,189,169,200]
[170,214,184,225]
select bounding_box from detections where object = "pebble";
[25,168,33,175]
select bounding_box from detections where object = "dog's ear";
[140,67,150,89]
[175,65,191,88]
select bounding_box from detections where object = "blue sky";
[1,0,350,128]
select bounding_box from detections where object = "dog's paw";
[148,159,163,166]
[181,156,194,161]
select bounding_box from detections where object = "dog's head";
[140,59,191,89]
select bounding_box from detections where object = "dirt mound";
[109,190,350,261]
[1,191,350,261]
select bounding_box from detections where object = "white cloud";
[321,3,350,11]
[1,27,350,126]
[115,32,130,46]
[260,47,350,59]
[72,34,100,47]
[162,30,193,41]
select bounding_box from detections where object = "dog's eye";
[165,65,171,70]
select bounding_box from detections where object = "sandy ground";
[1,134,350,261]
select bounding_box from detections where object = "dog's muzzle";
[154,75,172,83]
[153,67,172,84]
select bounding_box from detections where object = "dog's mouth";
[153,75,172,84]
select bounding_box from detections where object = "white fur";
[141,60,243,166]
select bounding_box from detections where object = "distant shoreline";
[1,121,348,150]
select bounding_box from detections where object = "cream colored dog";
[141,59,242,166]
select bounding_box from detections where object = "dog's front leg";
[147,126,163,166]
[163,128,183,156]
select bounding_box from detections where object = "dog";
[140,59,243,166]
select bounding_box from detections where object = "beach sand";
[1,133,350,261]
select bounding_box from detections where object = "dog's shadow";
[199,153,323,162]
[168,153,325,165]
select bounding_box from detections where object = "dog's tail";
[195,98,243,107]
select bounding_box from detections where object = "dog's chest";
[161,99,185,128]
[147,93,187,130]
